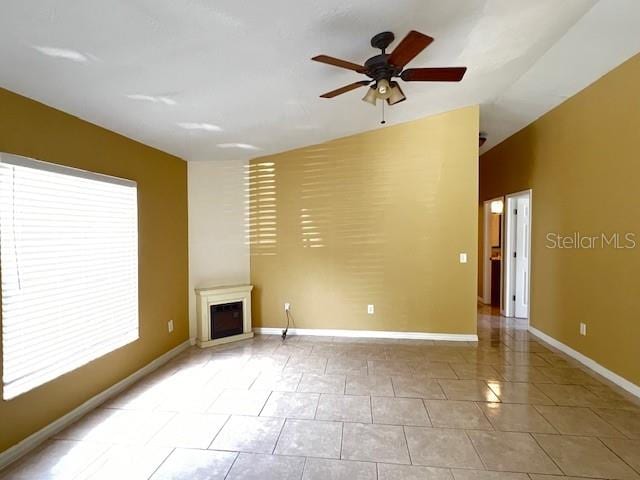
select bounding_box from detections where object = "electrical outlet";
[168,320,174,333]
[579,322,587,336]
[459,252,468,263]
[367,304,375,315]
[284,302,291,312]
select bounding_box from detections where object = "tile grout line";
[145,446,176,480]
[529,431,566,475]
[143,410,179,447]
[587,405,630,438]
[311,392,321,419]
[463,429,489,471]
[595,435,640,475]
[400,425,413,465]
[270,416,288,455]
[257,390,274,417]
[421,398,433,427]
[207,414,232,450]
[299,456,308,480]
[313,393,320,421]
[221,451,240,480]
[68,442,116,480]
[473,400,498,431]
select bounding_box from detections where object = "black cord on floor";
[281,309,291,341]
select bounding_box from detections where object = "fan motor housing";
[364,54,401,81]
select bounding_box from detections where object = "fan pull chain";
[381,100,386,125]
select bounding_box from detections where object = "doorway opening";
[482,197,505,310]
[504,190,532,320]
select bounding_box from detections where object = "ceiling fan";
[312,30,467,108]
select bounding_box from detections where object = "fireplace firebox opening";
[210,301,244,340]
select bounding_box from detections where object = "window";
[0,153,139,400]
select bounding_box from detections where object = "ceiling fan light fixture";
[312,30,468,121]
[376,79,392,99]
[362,86,377,105]
[387,82,406,105]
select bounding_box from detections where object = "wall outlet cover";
[367,304,374,314]
[284,302,291,312]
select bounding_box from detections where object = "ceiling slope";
[480,0,640,153]
[1,0,637,161]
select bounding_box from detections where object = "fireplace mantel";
[195,284,253,348]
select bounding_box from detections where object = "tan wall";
[480,53,640,386]
[478,204,485,299]
[0,88,189,452]
[250,106,479,335]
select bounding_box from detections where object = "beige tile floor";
[2,306,640,479]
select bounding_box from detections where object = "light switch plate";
[459,253,468,263]
[367,304,374,314]
[168,320,174,333]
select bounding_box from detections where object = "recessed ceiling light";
[217,143,261,151]
[178,122,222,132]
[127,94,176,106]
[33,46,89,63]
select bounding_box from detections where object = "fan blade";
[401,67,467,82]
[388,30,434,68]
[320,81,370,98]
[312,55,366,73]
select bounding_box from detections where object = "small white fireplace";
[195,284,254,348]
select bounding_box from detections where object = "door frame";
[503,189,532,320]
[482,197,504,306]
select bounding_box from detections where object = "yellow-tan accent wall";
[0,88,188,452]
[250,106,479,335]
[480,53,640,386]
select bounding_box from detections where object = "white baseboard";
[0,339,192,471]
[529,326,640,399]
[254,327,478,342]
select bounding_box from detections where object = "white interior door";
[514,196,530,318]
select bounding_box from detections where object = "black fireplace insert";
[210,301,243,340]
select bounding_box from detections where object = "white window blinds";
[0,153,139,400]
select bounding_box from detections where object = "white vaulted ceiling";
[1,0,639,161]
